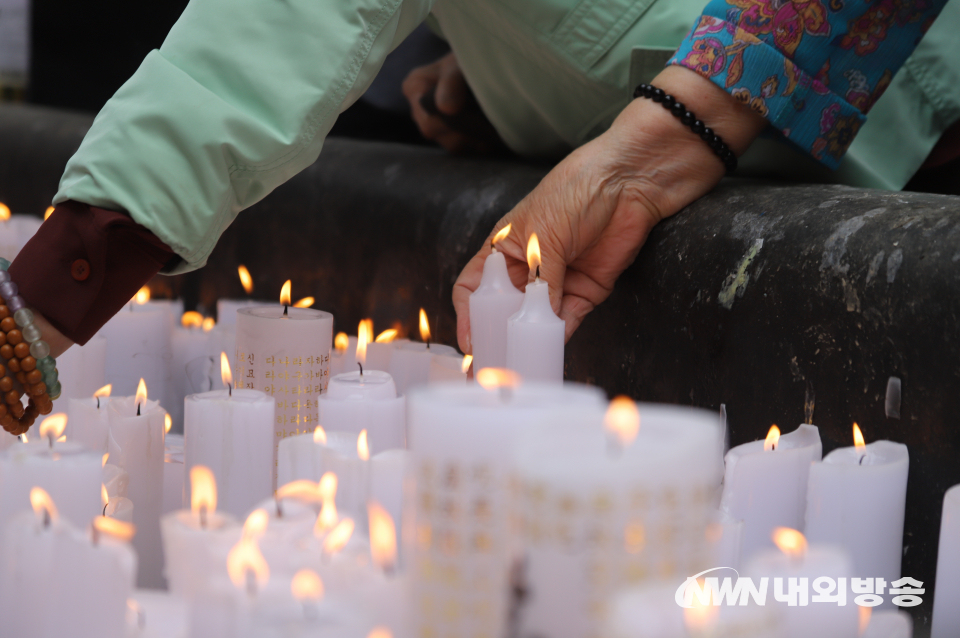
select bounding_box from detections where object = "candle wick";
[136,402,141,417]
[276,498,283,519]
[96,397,100,409]
[245,568,257,598]
[357,361,363,379]
[283,305,289,317]
[199,504,208,530]
[859,454,865,465]
[103,502,108,517]
[772,442,776,451]
[48,435,53,449]
[228,382,232,398]
[43,508,50,529]
[535,264,540,280]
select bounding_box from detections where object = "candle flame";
[461,354,473,374]
[419,309,431,344]
[293,297,315,309]
[314,472,339,534]
[133,286,151,305]
[476,367,521,390]
[323,518,355,555]
[772,527,807,560]
[20,433,27,443]
[190,465,218,518]
[0,203,10,222]
[357,319,373,365]
[135,378,148,407]
[221,352,233,389]
[526,233,541,272]
[102,453,109,468]
[227,539,270,591]
[30,487,58,525]
[280,280,292,306]
[764,425,781,452]
[375,329,398,343]
[859,605,872,635]
[39,413,67,441]
[94,384,112,399]
[358,429,370,461]
[238,265,254,294]
[56,435,66,443]
[93,516,136,542]
[368,500,397,572]
[44,206,55,221]
[853,423,866,453]
[368,628,393,638]
[202,317,215,332]
[181,311,204,328]
[492,224,512,247]
[683,582,719,633]
[242,509,269,540]
[604,397,640,447]
[276,479,321,504]
[318,472,338,501]
[291,569,324,603]
[334,332,349,353]
[102,484,109,507]
[313,425,327,445]
[164,414,172,434]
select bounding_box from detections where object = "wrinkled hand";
[452,66,766,354]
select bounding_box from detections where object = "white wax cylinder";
[469,250,524,371]
[330,335,358,378]
[101,306,171,404]
[720,423,822,563]
[0,214,42,260]
[389,342,458,396]
[319,371,406,452]
[708,508,744,571]
[163,434,185,516]
[369,448,409,551]
[170,326,219,431]
[103,463,129,498]
[183,389,275,519]
[512,403,724,638]
[365,338,406,373]
[744,544,859,638]
[932,484,960,638]
[235,306,333,485]
[161,509,240,598]
[277,431,326,487]
[108,395,166,588]
[0,440,102,531]
[805,441,909,587]
[506,279,564,382]
[52,335,107,413]
[407,382,605,638]
[67,395,112,453]
[864,610,912,638]
[427,351,467,384]
[217,298,260,326]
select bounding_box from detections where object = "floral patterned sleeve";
[668,0,947,168]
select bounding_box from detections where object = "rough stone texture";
[2,104,958,631]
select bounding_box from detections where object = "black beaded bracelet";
[633,83,738,174]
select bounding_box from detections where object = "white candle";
[506,233,564,382]
[932,483,960,638]
[184,385,275,519]
[708,508,745,571]
[720,423,822,563]
[218,298,259,327]
[169,323,220,430]
[390,341,459,396]
[805,426,909,595]
[100,303,171,405]
[330,334,358,378]
[512,400,724,638]
[407,379,605,638]
[427,351,468,384]
[469,228,524,372]
[107,384,167,588]
[366,336,406,373]
[319,371,405,453]
[163,432,186,515]
[743,529,859,638]
[66,386,113,453]
[51,334,106,413]
[235,300,333,485]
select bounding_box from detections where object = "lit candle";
[389,309,459,396]
[469,224,524,372]
[51,334,107,413]
[506,233,564,382]
[743,528,859,638]
[169,311,221,431]
[720,423,822,563]
[107,378,167,588]
[66,383,113,453]
[161,465,240,598]
[216,265,260,327]
[511,399,723,638]
[0,414,102,530]
[932,483,960,637]
[0,202,42,261]
[235,281,333,486]
[330,320,369,377]
[366,328,403,373]
[805,423,909,598]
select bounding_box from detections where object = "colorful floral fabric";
[669,0,946,169]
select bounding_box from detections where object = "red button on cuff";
[71,259,90,281]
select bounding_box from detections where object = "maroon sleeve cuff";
[8,201,176,345]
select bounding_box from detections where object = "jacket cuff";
[8,201,176,345]
[668,15,866,169]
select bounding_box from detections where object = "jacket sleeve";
[667,0,949,168]
[53,0,436,274]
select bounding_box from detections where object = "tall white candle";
[235,297,333,485]
[163,432,186,515]
[506,233,564,383]
[51,334,107,413]
[805,426,909,594]
[932,483,960,638]
[720,423,822,563]
[184,380,275,519]
[107,383,166,588]
[407,379,605,638]
[469,226,523,372]
[100,303,171,403]
[66,385,113,452]
[319,371,405,452]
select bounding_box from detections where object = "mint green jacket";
[55,0,960,274]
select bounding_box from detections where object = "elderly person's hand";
[452,66,767,354]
